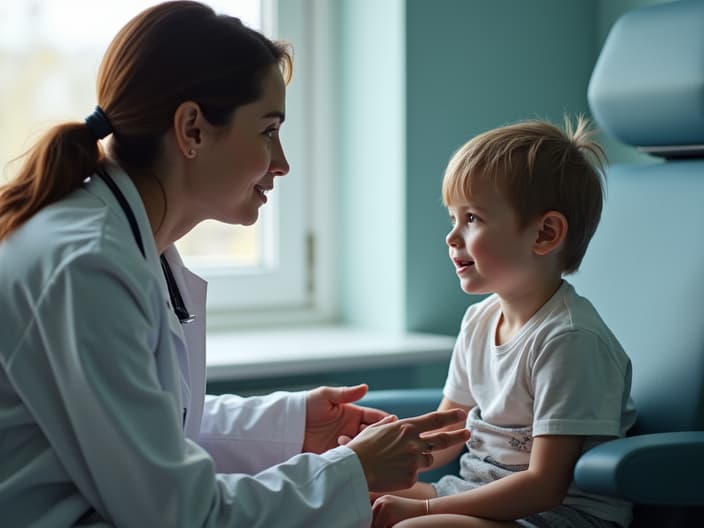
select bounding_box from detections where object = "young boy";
[372,118,637,528]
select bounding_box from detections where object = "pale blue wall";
[337,0,407,332]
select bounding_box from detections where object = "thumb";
[329,384,368,404]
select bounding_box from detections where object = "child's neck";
[495,276,563,346]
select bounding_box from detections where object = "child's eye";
[467,213,477,223]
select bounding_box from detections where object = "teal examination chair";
[363,1,704,526]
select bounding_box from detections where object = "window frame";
[0,0,336,329]
[205,0,337,330]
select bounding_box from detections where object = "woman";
[0,2,468,527]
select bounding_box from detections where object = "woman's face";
[188,64,289,226]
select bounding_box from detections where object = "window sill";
[206,325,455,381]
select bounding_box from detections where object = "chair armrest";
[574,431,704,505]
[360,388,462,483]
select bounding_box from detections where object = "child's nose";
[446,228,461,247]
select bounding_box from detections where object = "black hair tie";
[84,106,113,140]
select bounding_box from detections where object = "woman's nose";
[270,139,289,176]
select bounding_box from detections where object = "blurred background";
[0,0,669,395]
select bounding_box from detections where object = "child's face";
[445,177,537,296]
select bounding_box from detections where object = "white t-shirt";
[443,280,637,524]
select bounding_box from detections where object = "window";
[0,0,332,326]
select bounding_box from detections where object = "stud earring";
[187,148,196,158]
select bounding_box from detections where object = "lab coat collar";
[95,162,162,274]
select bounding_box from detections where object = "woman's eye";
[264,127,278,139]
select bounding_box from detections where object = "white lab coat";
[0,164,372,527]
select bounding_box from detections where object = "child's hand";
[372,495,426,528]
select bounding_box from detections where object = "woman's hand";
[372,495,426,528]
[303,384,389,454]
[348,409,469,492]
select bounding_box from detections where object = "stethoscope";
[97,167,196,325]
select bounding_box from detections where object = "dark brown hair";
[442,116,607,274]
[0,1,292,240]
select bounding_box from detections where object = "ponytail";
[0,123,102,240]
[0,1,292,241]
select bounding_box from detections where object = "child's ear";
[533,210,567,256]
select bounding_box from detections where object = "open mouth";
[254,184,270,203]
[454,259,475,273]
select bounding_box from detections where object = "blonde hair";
[442,116,607,274]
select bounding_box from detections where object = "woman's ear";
[533,210,568,256]
[173,101,203,159]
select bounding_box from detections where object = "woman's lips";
[254,184,271,203]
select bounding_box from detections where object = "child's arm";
[373,434,585,525]
[430,435,584,518]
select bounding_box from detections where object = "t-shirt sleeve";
[531,330,630,437]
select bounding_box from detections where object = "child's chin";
[461,284,478,295]
[460,281,489,296]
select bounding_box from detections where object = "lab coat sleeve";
[199,391,307,474]
[6,250,371,527]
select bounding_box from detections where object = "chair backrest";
[570,0,704,436]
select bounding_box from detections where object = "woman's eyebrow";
[262,110,285,123]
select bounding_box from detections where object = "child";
[372,117,637,528]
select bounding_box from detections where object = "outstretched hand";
[348,409,469,492]
[303,384,390,454]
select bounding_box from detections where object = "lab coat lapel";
[95,164,173,309]
[161,246,208,440]
[94,164,193,422]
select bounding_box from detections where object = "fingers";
[340,414,398,446]
[373,414,397,426]
[420,439,436,453]
[412,450,435,470]
[357,406,390,425]
[420,428,470,451]
[350,409,468,493]
[397,408,467,432]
